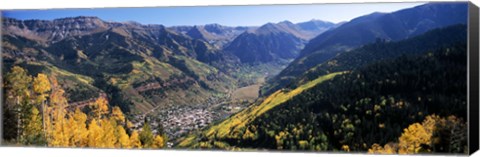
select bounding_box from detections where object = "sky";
[2,2,425,27]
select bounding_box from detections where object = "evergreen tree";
[140,122,154,148]
[4,66,32,141]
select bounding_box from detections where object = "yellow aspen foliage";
[298,140,309,150]
[49,75,72,147]
[151,135,165,148]
[112,106,125,123]
[5,66,32,106]
[126,120,134,129]
[242,128,255,140]
[43,105,53,145]
[66,116,77,147]
[398,115,438,154]
[87,119,103,147]
[342,145,350,152]
[51,108,69,146]
[49,76,68,111]
[368,143,384,153]
[369,115,450,154]
[71,109,88,147]
[64,118,75,146]
[23,106,44,145]
[32,73,51,104]
[129,131,142,148]
[368,143,398,154]
[9,73,141,149]
[116,125,130,148]
[50,115,69,147]
[382,143,398,154]
[92,97,109,119]
[398,123,430,153]
[275,131,287,149]
[100,118,118,148]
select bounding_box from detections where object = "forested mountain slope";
[266,2,467,95]
[263,24,467,94]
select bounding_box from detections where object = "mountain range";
[264,2,468,95]
[1,16,336,114]
[224,20,336,63]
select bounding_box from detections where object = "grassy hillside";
[7,61,101,102]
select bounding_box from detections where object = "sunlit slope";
[178,71,346,147]
[20,61,101,102]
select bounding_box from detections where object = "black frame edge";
[468,1,480,155]
[0,12,4,146]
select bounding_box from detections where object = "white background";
[0,0,479,157]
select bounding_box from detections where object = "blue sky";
[2,3,424,26]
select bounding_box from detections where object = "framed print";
[1,1,479,155]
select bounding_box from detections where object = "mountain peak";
[254,22,282,34]
[277,20,294,25]
[186,26,207,40]
[52,16,103,22]
[296,19,335,33]
[203,23,227,34]
[204,23,222,27]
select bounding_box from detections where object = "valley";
[1,2,470,154]
[127,62,286,145]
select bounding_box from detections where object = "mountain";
[2,16,110,43]
[1,16,336,113]
[224,20,335,64]
[168,24,250,48]
[224,22,304,63]
[296,19,337,38]
[2,16,237,113]
[266,2,468,95]
[178,24,467,152]
[168,20,336,64]
[263,24,468,94]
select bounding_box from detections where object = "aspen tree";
[87,119,103,147]
[92,97,109,119]
[101,118,117,148]
[129,131,142,148]
[32,73,51,146]
[71,109,88,147]
[49,76,71,147]
[152,135,165,148]
[116,125,130,148]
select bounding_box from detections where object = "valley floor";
[128,63,284,147]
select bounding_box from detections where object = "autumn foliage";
[368,114,467,154]
[2,66,166,149]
